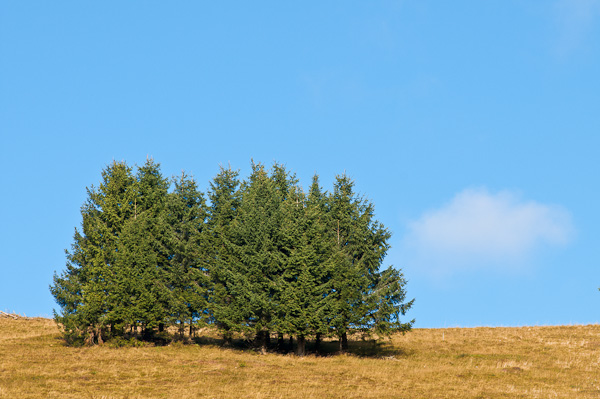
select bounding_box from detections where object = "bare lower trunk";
[296,335,306,356]
[256,330,269,354]
[277,333,285,352]
[288,335,294,352]
[142,325,152,341]
[339,332,348,352]
[178,321,185,338]
[315,333,322,354]
[96,326,104,345]
[222,330,233,347]
[85,326,95,346]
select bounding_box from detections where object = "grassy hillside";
[1,317,599,398]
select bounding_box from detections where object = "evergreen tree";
[352,209,415,337]
[326,174,364,350]
[111,211,170,337]
[105,159,172,338]
[325,174,414,350]
[166,172,210,336]
[51,161,137,344]
[278,174,334,355]
[231,162,285,353]
[206,166,245,344]
[365,267,414,337]
[259,163,298,352]
[304,175,337,350]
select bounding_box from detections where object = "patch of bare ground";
[1,318,600,398]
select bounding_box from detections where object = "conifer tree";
[206,166,245,344]
[304,175,337,349]
[266,164,294,326]
[106,159,172,338]
[326,174,364,350]
[166,173,210,335]
[51,161,137,343]
[278,174,334,355]
[111,211,170,337]
[365,267,414,337]
[232,162,285,353]
[325,174,415,350]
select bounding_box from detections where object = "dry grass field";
[1,317,600,398]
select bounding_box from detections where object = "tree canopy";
[51,159,414,354]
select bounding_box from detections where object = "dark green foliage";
[51,159,413,350]
[230,163,285,351]
[327,175,373,347]
[166,173,210,333]
[111,211,170,334]
[51,161,137,343]
[205,166,246,342]
[277,175,335,355]
[366,267,415,336]
[51,159,208,343]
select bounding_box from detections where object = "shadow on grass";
[55,325,410,358]
[190,333,410,359]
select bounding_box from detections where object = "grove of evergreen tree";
[50,159,414,355]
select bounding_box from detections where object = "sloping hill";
[1,317,599,398]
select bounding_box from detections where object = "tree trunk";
[288,335,294,352]
[256,330,269,354]
[86,326,95,345]
[178,321,185,338]
[222,330,233,347]
[296,335,306,356]
[97,326,104,345]
[261,331,268,354]
[339,332,348,352]
[315,333,322,354]
[158,323,165,333]
[277,333,285,352]
[142,325,152,341]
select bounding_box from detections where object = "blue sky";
[1,1,598,327]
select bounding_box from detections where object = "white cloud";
[401,188,574,276]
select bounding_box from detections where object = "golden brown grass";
[1,318,600,398]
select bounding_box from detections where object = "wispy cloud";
[554,0,600,57]
[401,188,574,277]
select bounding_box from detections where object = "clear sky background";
[1,1,598,327]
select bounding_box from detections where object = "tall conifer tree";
[326,174,364,350]
[107,159,172,338]
[231,162,284,352]
[166,172,210,335]
[278,174,334,355]
[206,166,245,344]
[51,161,137,343]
